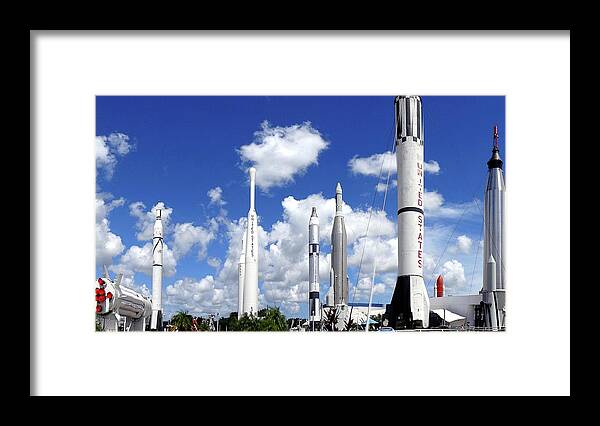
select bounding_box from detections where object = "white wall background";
[31,31,570,396]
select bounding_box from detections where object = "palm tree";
[170,310,193,331]
[322,307,340,331]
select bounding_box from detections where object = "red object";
[98,295,106,303]
[106,292,113,300]
[95,288,100,295]
[98,288,105,295]
[96,304,102,313]
[436,275,444,297]
[95,295,99,302]
[98,278,105,286]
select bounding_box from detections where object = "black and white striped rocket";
[330,183,349,306]
[150,208,163,330]
[386,96,430,329]
[481,126,506,329]
[308,207,321,329]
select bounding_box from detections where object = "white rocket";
[330,183,349,306]
[386,96,430,329]
[238,226,246,319]
[150,208,163,330]
[242,167,259,316]
[481,126,506,329]
[308,207,321,329]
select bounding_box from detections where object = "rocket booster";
[331,183,349,306]
[308,207,321,328]
[387,96,430,329]
[242,167,259,316]
[150,208,163,330]
[238,227,246,319]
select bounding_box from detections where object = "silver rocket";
[242,167,259,316]
[386,96,430,329]
[237,226,246,319]
[150,208,163,330]
[330,183,349,306]
[481,126,506,329]
[308,207,321,329]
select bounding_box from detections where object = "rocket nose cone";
[311,207,318,217]
[488,255,496,264]
[436,275,444,286]
[336,182,342,194]
[155,209,162,219]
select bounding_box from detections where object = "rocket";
[386,96,430,329]
[242,167,259,316]
[150,208,163,330]
[237,226,246,319]
[308,207,321,330]
[330,183,349,306]
[482,126,506,329]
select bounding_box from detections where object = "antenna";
[493,125,499,150]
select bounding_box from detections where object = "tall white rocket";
[482,126,506,329]
[386,96,430,329]
[308,207,321,329]
[331,183,349,306]
[238,227,246,319]
[151,208,163,330]
[242,167,259,316]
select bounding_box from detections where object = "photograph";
[95,95,506,332]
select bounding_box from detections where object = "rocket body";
[238,228,246,319]
[242,167,259,316]
[330,183,349,306]
[387,96,430,329]
[482,127,506,329]
[308,207,321,329]
[150,209,163,330]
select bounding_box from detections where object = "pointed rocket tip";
[488,255,496,263]
[336,182,342,193]
[311,207,318,217]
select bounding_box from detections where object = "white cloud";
[425,190,479,220]
[207,186,226,206]
[96,193,125,266]
[348,151,440,177]
[172,222,216,260]
[207,257,221,269]
[110,241,177,278]
[96,133,134,180]
[375,180,397,193]
[455,235,473,254]
[129,201,174,241]
[440,259,467,294]
[238,121,329,191]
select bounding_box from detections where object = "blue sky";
[96,96,505,319]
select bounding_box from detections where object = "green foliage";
[322,307,340,331]
[95,320,103,332]
[234,307,288,331]
[171,310,193,331]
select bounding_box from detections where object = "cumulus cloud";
[96,193,126,266]
[449,235,473,254]
[129,201,174,241]
[348,151,440,177]
[164,276,228,316]
[172,222,217,260]
[440,259,467,294]
[110,241,177,278]
[425,190,479,220]
[375,180,397,193]
[96,133,134,180]
[238,121,329,191]
[207,187,226,206]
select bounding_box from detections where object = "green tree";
[257,307,288,331]
[322,307,340,331]
[171,310,193,331]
